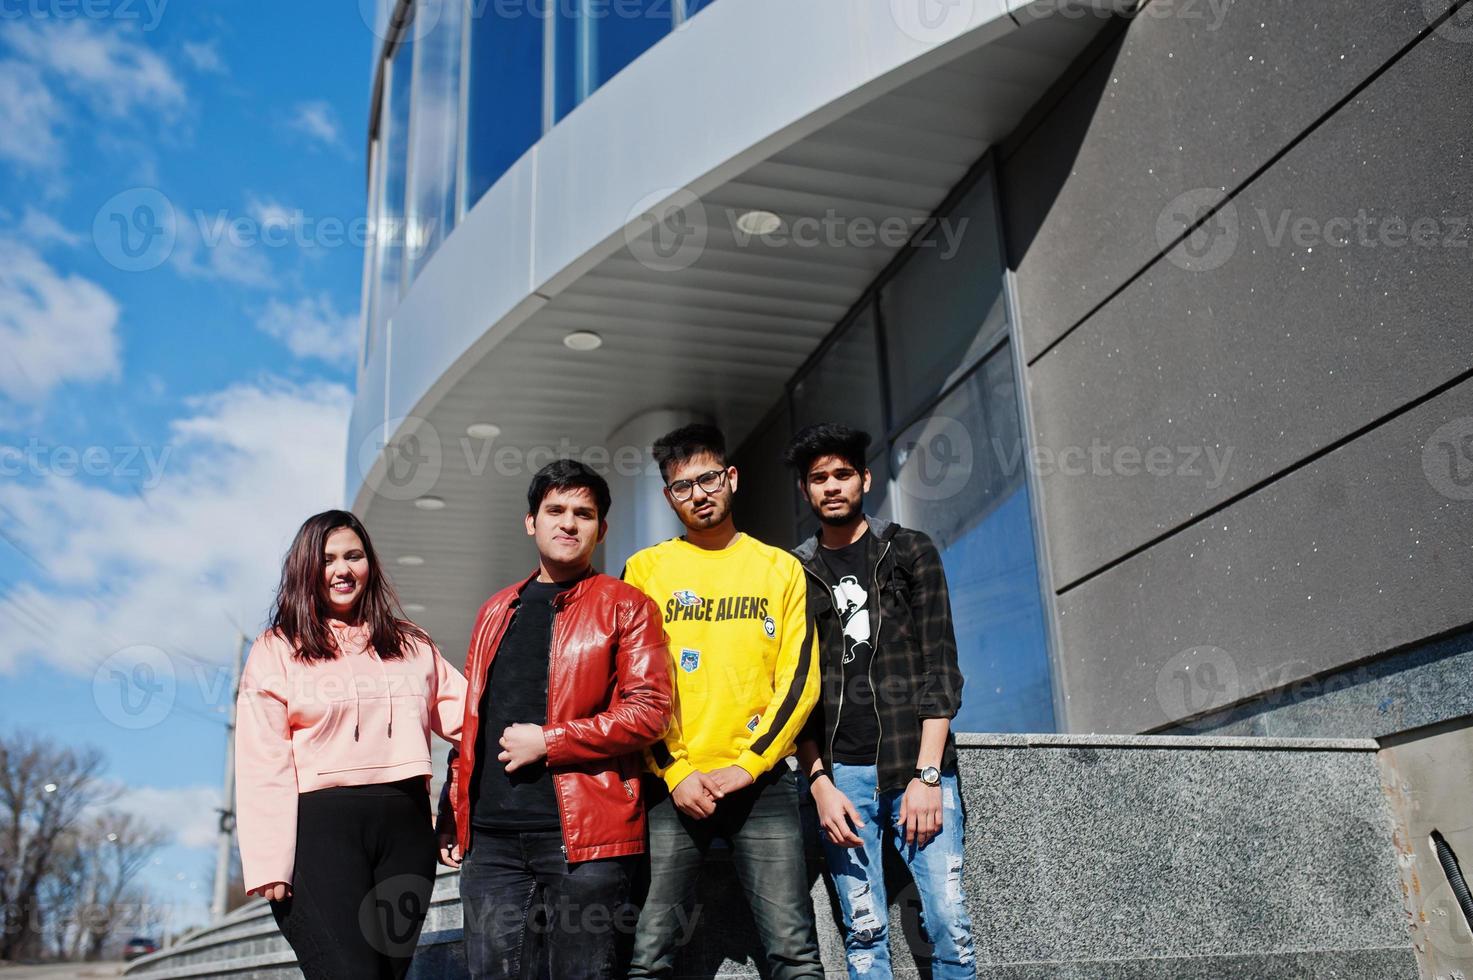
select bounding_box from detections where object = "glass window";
[880,172,1009,428]
[462,0,545,212]
[369,36,414,353]
[682,0,717,16]
[405,0,465,280]
[553,0,674,123]
[891,345,1054,733]
[359,137,383,367]
[732,403,797,550]
[790,302,887,442]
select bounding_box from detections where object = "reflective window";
[791,302,886,442]
[880,175,1009,427]
[891,346,1054,732]
[369,36,414,353]
[405,0,465,280]
[553,0,674,123]
[682,0,718,15]
[462,0,545,212]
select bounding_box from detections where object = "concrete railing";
[126,735,1418,978]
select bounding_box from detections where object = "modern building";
[127,0,1473,976]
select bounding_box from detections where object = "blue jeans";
[629,767,823,979]
[458,828,633,980]
[821,763,976,979]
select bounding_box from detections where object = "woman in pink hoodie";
[235,509,466,979]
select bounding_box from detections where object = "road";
[0,965,124,978]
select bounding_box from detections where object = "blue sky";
[0,1,384,931]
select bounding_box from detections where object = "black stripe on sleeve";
[748,603,815,758]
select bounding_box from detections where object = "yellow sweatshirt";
[623,533,819,791]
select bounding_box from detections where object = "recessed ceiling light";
[563,331,603,351]
[403,603,426,613]
[735,210,783,236]
[466,423,501,440]
[414,496,446,511]
[396,555,425,566]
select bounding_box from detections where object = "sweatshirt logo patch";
[762,615,776,638]
[747,713,761,732]
[679,648,701,673]
[673,590,703,607]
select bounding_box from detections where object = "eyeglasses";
[666,468,727,501]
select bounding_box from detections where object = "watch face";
[920,766,941,785]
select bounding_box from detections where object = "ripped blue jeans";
[820,763,975,980]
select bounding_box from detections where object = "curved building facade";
[319,0,1472,975]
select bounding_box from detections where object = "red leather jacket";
[443,571,672,862]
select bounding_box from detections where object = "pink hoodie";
[234,620,466,893]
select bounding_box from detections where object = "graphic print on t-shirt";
[831,576,871,665]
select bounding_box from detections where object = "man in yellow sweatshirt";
[624,423,822,980]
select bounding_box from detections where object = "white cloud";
[0,238,122,403]
[0,60,64,168]
[288,101,346,152]
[19,208,83,248]
[0,379,354,677]
[181,40,226,75]
[255,294,359,365]
[107,785,222,849]
[169,212,275,288]
[6,19,186,118]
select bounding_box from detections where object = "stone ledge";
[954,732,1381,751]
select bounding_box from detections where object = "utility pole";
[211,633,248,921]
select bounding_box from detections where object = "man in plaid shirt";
[787,422,975,980]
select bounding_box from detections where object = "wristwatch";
[914,766,941,787]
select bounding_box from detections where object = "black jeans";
[629,767,822,979]
[269,778,435,980]
[458,828,634,980]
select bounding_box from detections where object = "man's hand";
[248,882,291,901]
[706,766,754,796]
[897,778,942,848]
[437,832,462,868]
[671,771,720,819]
[498,723,548,772]
[811,777,865,847]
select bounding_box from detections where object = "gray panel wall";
[1001,0,1473,733]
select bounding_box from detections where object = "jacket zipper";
[802,564,846,767]
[867,538,892,792]
[548,600,569,861]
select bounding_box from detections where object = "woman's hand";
[248,882,291,901]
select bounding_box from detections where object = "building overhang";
[349,0,1115,657]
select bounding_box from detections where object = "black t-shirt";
[471,577,572,831]
[820,536,880,765]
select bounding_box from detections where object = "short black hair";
[783,422,873,478]
[527,459,611,522]
[651,423,727,483]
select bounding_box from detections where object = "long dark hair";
[269,510,429,663]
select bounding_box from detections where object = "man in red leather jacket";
[435,460,673,980]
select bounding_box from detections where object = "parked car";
[123,936,161,960]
